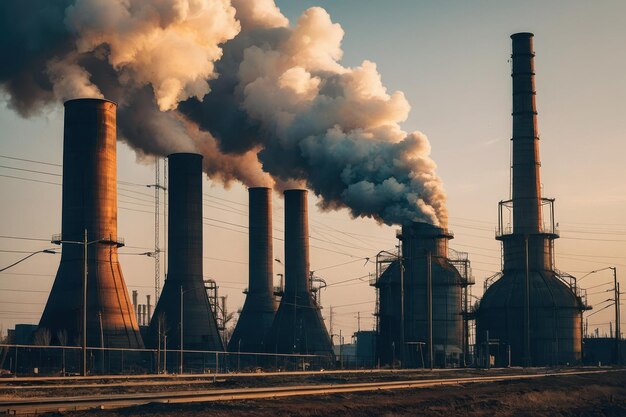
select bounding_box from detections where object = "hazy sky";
[1,0,625,341]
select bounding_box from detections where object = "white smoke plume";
[0,0,448,226]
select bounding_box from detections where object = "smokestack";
[148,153,223,351]
[265,189,333,357]
[476,33,587,367]
[227,187,276,353]
[146,295,151,323]
[132,290,138,317]
[284,190,310,296]
[39,98,143,348]
[511,32,542,235]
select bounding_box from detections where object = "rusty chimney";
[39,98,143,348]
[227,187,276,353]
[265,189,333,357]
[147,153,223,351]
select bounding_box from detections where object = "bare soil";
[35,370,626,417]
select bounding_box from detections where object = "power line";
[0,154,61,167]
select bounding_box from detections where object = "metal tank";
[264,189,334,358]
[402,222,464,367]
[147,153,223,352]
[374,261,402,365]
[374,222,468,368]
[476,33,588,366]
[39,98,143,349]
[227,187,277,353]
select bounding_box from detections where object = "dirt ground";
[40,370,626,417]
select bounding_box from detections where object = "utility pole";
[154,158,160,301]
[180,285,184,374]
[148,158,166,302]
[524,236,531,367]
[399,243,405,367]
[82,229,88,377]
[357,311,361,332]
[427,251,433,369]
[612,267,620,364]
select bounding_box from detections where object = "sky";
[0,0,625,342]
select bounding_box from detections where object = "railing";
[0,344,336,377]
[495,198,559,238]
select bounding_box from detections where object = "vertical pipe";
[180,285,183,374]
[82,229,87,377]
[524,236,531,367]
[427,251,433,369]
[614,268,620,364]
[399,246,405,366]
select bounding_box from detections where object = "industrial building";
[38,98,143,349]
[228,187,278,353]
[264,190,334,358]
[475,33,589,366]
[373,222,474,368]
[147,153,224,353]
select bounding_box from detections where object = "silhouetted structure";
[476,33,588,366]
[148,153,223,351]
[39,98,143,348]
[265,190,333,357]
[228,187,277,353]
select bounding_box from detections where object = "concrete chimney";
[147,153,223,351]
[39,98,143,348]
[227,187,276,353]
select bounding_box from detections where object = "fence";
[0,344,336,377]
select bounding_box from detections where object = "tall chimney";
[265,189,333,357]
[146,294,151,323]
[39,98,143,348]
[227,187,276,353]
[284,190,310,296]
[148,153,223,351]
[476,33,587,367]
[511,32,542,235]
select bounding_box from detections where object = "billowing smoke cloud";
[0,0,447,226]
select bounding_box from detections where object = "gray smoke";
[0,0,447,227]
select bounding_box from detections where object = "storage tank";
[39,98,143,349]
[475,33,587,366]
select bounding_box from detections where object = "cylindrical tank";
[147,153,223,351]
[227,187,277,353]
[39,98,143,349]
[265,190,333,358]
[401,222,463,367]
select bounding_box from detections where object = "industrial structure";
[147,153,223,352]
[228,187,277,353]
[38,98,143,349]
[264,190,334,357]
[475,33,588,366]
[373,222,473,368]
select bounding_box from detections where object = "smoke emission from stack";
[0,0,447,227]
